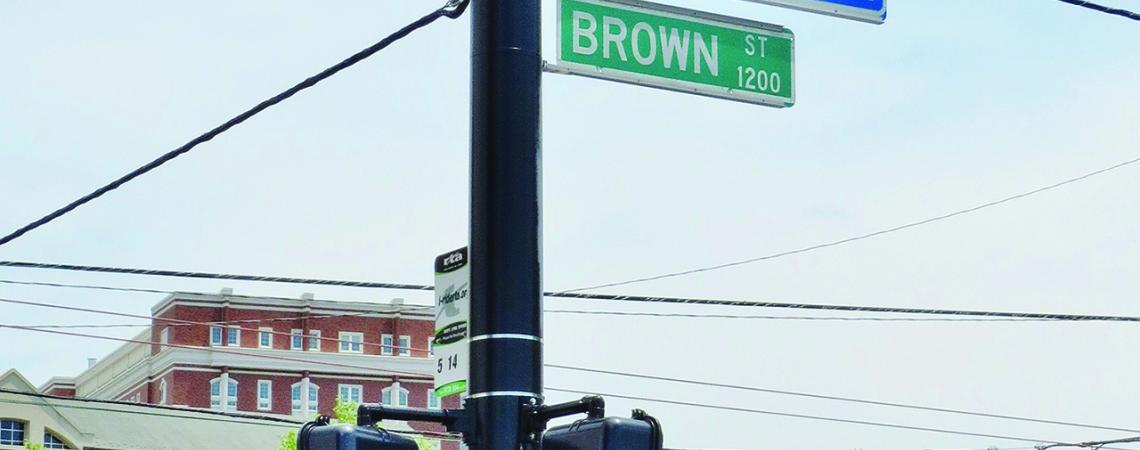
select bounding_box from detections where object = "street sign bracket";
[603,0,788,32]
[543,61,789,108]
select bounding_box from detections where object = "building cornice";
[83,347,433,400]
[150,292,433,320]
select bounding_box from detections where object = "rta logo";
[444,252,464,266]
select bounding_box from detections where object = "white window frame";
[257,380,273,411]
[226,325,241,347]
[381,334,394,356]
[210,376,238,411]
[43,429,71,449]
[427,388,440,409]
[398,335,411,356]
[308,330,321,352]
[290,329,304,350]
[159,379,168,405]
[259,327,274,349]
[209,325,223,346]
[381,382,409,407]
[160,327,170,346]
[0,419,26,446]
[338,384,363,404]
[292,380,319,415]
[338,332,364,353]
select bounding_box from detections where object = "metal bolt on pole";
[468,0,543,449]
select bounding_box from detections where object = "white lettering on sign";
[745,35,768,58]
[571,12,719,76]
[631,22,656,65]
[573,11,598,55]
[693,32,718,76]
[602,16,628,61]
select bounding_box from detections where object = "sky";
[1,0,1139,449]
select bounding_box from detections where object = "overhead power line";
[546,388,1070,446]
[0,388,302,426]
[550,291,1140,322]
[0,323,430,378]
[1039,436,1140,450]
[543,309,1050,322]
[6,262,1140,322]
[547,365,1140,434]
[558,155,1140,293]
[0,296,432,353]
[0,0,470,248]
[3,312,1135,441]
[0,278,1057,323]
[0,261,432,290]
[1057,0,1140,21]
[0,390,462,441]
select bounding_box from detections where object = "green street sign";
[553,0,795,107]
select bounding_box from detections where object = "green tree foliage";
[333,396,358,425]
[278,431,298,450]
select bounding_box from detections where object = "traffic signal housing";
[297,423,418,450]
[542,409,664,450]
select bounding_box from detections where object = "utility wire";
[549,291,1140,322]
[1039,436,1140,450]
[0,278,438,306]
[0,323,429,378]
[0,0,470,248]
[0,388,302,425]
[0,397,300,429]
[558,155,1140,293]
[0,391,462,441]
[0,297,430,353]
[1057,0,1140,21]
[546,365,1140,434]
[0,261,433,290]
[546,388,1071,446]
[7,262,1140,321]
[3,311,1135,441]
[0,295,425,328]
[543,309,1051,322]
[0,278,1055,323]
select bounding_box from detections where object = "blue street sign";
[744,0,887,24]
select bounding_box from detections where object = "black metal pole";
[468,0,543,449]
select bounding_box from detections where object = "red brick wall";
[172,369,221,409]
[154,304,435,358]
[44,387,75,398]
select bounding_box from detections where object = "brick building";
[35,290,460,449]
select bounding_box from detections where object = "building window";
[338,384,363,404]
[308,330,321,352]
[291,329,303,350]
[226,326,241,347]
[160,327,170,346]
[159,379,168,405]
[210,325,223,346]
[0,420,25,446]
[398,335,411,356]
[338,332,363,353]
[381,334,394,356]
[381,383,409,407]
[257,380,272,411]
[427,389,440,409]
[210,377,238,411]
[43,430,72,449]
[291,381,319,415]
[259,328,274,349]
